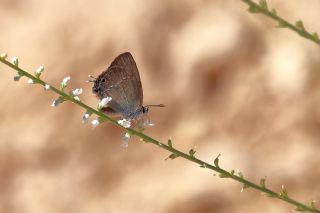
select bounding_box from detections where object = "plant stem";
[241,0,320,46]
[0,57,319,212]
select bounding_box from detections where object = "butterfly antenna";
[146,104,165,108]
[86,75,97,83]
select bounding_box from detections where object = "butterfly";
[91,52,164,122]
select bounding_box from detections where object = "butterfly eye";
[93,88,98,93]
[101,78,106,83]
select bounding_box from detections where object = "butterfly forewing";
[98,52,143,118]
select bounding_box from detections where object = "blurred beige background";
[0,0,320,212]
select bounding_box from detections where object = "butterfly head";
[90,75,106,99]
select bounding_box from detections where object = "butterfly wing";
[97,52,143,118]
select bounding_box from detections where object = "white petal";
[35,66,44,74]
[44,84,50,91]
[72,88,83,96]
[118,119,131,128]
[82,113,91,124]
[0,53,8,59]
[27,79,34,84]
[91,119,100,128]
[74,96,80,101]
[98,97,112,109]
[60,76,71,88]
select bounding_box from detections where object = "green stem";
[0,56,319,212]
[241,0,320,46]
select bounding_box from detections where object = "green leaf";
[165,153,179,160]
[214,154,221,168]
[295,20,306,31]
[259,0,268,10]
[230,169,235,176]
[189,148,196,157]
[260,176,267,188]
[168,139,173,147]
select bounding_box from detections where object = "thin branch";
[241,0,320,46]
[0,55,319,212]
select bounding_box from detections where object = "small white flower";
[27,79,34,84]
[121,132,131,149]
[91,119,100,128]
[51,97,64,107]
[51,100,60,107]
[0,53,8,59]
[11,57,19,66]
[118,118,131,128]
[82,112,91,124]
[74,96,80,101]
[35,66,44,77]
[44,84,50,91]
[60,76,71,89]
[72,88,83,96]
[98,97,112,109]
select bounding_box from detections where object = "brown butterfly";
[91,52,164,121]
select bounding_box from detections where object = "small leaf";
[214,154,221,168]
[259,0,268,10]
[168,139,173,147]
[279,185,288,198]
[309,200,316,209]
[295,20,306,31]
[230,169,235,176]
[260,176,267,188]
[312,32,320,41]
[165,153,179,160]
[189,148,196,157]
[271,8,277,15]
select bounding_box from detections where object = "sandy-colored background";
[0,0,320,212]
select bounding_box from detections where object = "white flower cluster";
[60,76,70,89]
[98,97,112,110]
[71,88,83,101]
[0,53,8,59]
[118,118,131,128]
